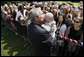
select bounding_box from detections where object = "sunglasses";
[74,20,80,23]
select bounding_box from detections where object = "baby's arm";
[41,24,51,32]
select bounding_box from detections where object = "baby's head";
[44,12,54,23]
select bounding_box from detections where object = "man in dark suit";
[27,8,52,56]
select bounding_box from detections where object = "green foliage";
[1,1,79,6]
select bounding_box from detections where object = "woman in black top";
[65,17,83,55]
[65,17,83,41]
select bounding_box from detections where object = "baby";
[41,12,57,39]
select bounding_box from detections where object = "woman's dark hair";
[30,3,34,6]
[52,2,55,5]
[58,15,65,24]
[18,5,24,11]
[62,15,66,24]
[68,15,71,18]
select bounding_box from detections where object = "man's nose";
[42,14,45,18]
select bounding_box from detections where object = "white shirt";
[59,24,67,36]
[15,9,27,21]
[42,21,57,38]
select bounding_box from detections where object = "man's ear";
[34,16,38,21]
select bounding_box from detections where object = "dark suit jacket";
[28,22,52,56]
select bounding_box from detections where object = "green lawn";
[1,26,34,56]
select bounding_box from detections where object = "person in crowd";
[78,6,83,17]
[51,9,58,23]
[62,6,69,19]
[15,5,28,24]
[56,15,66,36]
[65,17,83,41]
[15,5,28,36]
[3,3,9,11]
[1,6,8,26]
[71,9,78,19]
[65,17,83,55]
[65,13,74,28]
[6,9,15,28]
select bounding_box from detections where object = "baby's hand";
[41,24,44,27]
[41,24,45,27]
[41,24,51,32]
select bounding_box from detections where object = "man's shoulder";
[34,24,48,34]
[28,23,48,34]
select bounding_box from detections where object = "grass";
[1,26,34,56]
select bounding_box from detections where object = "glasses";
[74,20,80,23]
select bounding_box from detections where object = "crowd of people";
[1,1,83,56]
